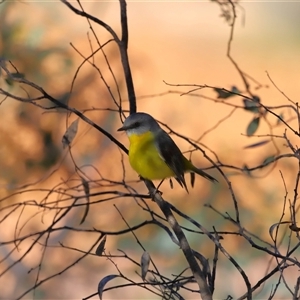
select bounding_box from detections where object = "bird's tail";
[191,166,218,183]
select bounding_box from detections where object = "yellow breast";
[128,131,175,180]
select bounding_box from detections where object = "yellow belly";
[128,132,175,180]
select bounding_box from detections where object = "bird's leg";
[139,176,163,196]
[156,179,164,193]
[152,179,164,196]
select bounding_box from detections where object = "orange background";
[0,1,300,299]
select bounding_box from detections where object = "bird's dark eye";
[133,121,140,127]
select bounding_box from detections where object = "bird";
[117,112,217,192]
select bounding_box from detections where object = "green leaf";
[62,118,79,149]
[5,77,13,86]
[262,155,275,165]
[98,275,119,300]
[252,95,261,103]
[214,87,235,99]
[243,99,260,113]
[141,251,150,281]
[11,72,25,79]
[95,235,107,256]
[244,140,270,149]
[5,73,25,86]
[269,221,291,241]
[242,164,252,176]
[231,86,240,94]
[277,113,284,125]
[246,117,260,136]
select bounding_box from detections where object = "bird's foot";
[149,187,163,197]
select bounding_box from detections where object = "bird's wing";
[155,130,188,192]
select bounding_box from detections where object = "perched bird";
[118,112,217,192]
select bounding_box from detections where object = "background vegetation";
[0,1,300,299]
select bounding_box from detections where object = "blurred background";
[0,1,300,299]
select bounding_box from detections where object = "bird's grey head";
[117,112,161,136]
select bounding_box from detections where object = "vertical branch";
[119,0,136,114]
[60,0,136,114]
[120,0,128,49]
[226,0,252,96]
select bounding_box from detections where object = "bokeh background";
[1,1,300,299]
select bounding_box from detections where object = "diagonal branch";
[144,180,212,300]
[60,0,120,43]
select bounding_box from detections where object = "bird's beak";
[117,125,126,131]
